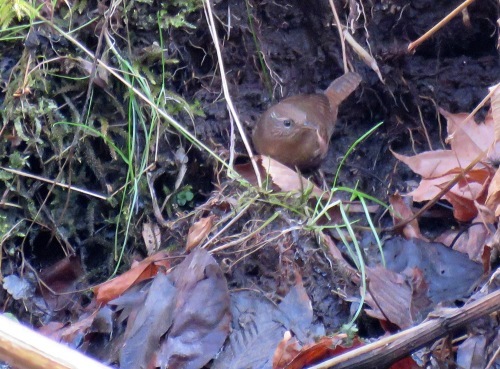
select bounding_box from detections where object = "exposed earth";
[0,0,499,367]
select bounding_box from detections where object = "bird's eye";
[283,119,293,128]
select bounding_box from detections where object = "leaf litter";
[393,108,498,222]
[1,2,498,369]
[24,106,499,369]
[109,248,230,369]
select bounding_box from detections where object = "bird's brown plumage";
[252,72,362,169]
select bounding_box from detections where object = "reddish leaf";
[389,356,421,369]
[185,215,215,251]
[393,109,497,222]
[38,255,84,310]
[94,250,171,304]
[389,194,424,239]
[273,331,301,369]
[279,336,362,369]
[38,307,105,347]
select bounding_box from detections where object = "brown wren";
[252,72,362,170]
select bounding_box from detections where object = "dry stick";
[308,288,500,369]
[203,0,263,188]
[0,314,112,369]
[328,0,348,73]
[1,167,107,200]
[408,0,477,52]
[343,30,384,84]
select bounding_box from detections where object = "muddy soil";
[179,0,499,331]
[0,0,498,360]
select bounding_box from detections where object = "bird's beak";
[302,121,317,131]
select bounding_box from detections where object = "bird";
[252,72,362,170]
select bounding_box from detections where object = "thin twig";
[329,0,348,73]
[203,0,263,187]
[1,167,107,200]
[408,0,477,52]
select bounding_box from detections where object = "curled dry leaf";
[185,215,215,251]
[490,83,500,143]
[389,194,424,240]
[142,221,161,255]
[393,109,497,222]
[94,250,171,304]
[235,155,325,198]
[486,168,500,217]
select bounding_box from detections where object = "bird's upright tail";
[324,72,362,107]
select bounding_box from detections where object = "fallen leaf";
[212,290,285,369]
[120,273,176,369]
[38,307,109,348]
[456,335,487,369]
[213,278,320,369]
[365,265,428,329]
[393,109,498,222]
[274,335,350,369]
[142,221,161,255]
[2,275,35,300]
[389,194,424,239]
[486,168,500,216]
[235,155,325,198]
[185,215,215,251]
[38,255,84,310]
[436,219,491,264]
[155,249,230,369]
[273,331,301,369]
[382,237,483,304]
[94,250,171,304]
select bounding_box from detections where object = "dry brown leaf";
[185,215,215,251]
[235,155,325,198]
[94,251,171,304]
[389,194,424,239]
[489,84,500,143]
[486,168,500,217]
[393,109,497,222]
[392,149,463,178]
[142,221,161,255]
[443,109,495,160]
[365,266,421,329]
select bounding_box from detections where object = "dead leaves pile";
[22,94,499,369]
[393,108,499,221]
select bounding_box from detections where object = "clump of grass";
[0,0,37,30]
